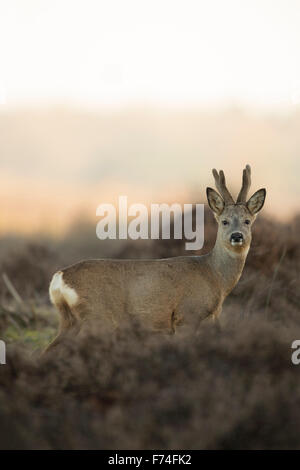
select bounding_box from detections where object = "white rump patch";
[49,271,79,307]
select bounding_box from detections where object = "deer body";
[47,165,266,349]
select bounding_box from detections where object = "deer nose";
[230,232,243,243]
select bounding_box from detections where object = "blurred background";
[0,0,300,236]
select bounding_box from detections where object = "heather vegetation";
[0,209,299,449]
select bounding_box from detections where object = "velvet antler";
[212,168,235,205]
[236,164,251,203]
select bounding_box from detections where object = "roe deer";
[47,165,266,350]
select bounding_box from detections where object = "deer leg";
[211,313,221,332]
[43,300,80,354]
[204,308,222,331]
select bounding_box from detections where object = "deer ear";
[206,187,225,215]
[246,188,266,214]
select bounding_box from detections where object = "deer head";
[206,165,266,253]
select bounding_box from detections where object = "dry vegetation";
[0,209,300,449]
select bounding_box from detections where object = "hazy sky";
[0,0,300,108]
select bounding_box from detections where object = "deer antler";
[236,164,251,203]
[212,168,235,205]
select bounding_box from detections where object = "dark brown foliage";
[0,212,299,449]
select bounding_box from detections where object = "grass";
[4,323,56,351]
[1,303,58,352]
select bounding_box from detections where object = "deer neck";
[209,233,249,296]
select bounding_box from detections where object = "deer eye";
[222,220,229,226]
[245,219,251,225]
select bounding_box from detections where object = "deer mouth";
[230,239,243,246]
[230,232,244,246]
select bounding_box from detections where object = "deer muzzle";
[230,232,244,245]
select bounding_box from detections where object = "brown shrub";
[0,316,300,450]
[0,212,299,449]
